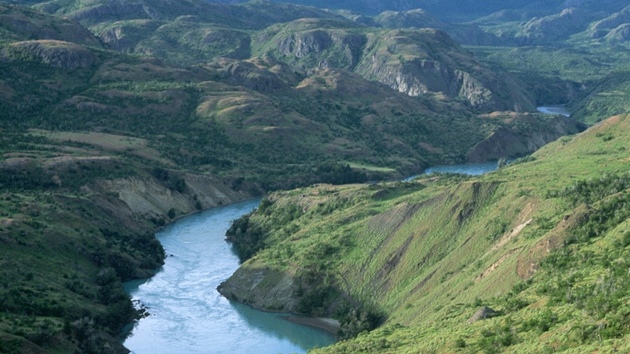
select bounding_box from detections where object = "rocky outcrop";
[605,23,630,43]
[265,21,368,70]
[259,21,534,111]
[354,29,533,111]
[467,306,497,323]
[218,267,300,312]
[90,172,251,223]
[2,40,99,70]
[278,29,334,58]
[361,55,497,108]
[516,7,593,44]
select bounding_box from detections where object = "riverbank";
[123,199,336,353]
[283,316,340,335]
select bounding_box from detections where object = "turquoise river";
[123,199,336,354]
[123,159,517,353]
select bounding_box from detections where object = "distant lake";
[123,199,336,354]
[537,106,570,117]
[403,161,503,181]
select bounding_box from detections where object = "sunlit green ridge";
[224,114,630,353]
[1,0,630,352]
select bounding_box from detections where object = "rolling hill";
[222,113,630,353]
[0,0,624,353]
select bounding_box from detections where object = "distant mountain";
[208,0,567,21]
[0,3,573,185]
[372,9,505,45]
[476,1,630,45]
[7,0,537,110]
[0,2,603,353]
[252,18,533,110]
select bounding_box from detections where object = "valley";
[0,0,629,353]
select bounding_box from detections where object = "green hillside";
[222,113,630,353]
[0,2,578,186]
[0,0,629,353]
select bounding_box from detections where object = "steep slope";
[0,4,101,46]
[0,2,601,352]
[211,0,569,21]
[0,4,578,185]
[253,19,535,111]
[373,9,505,46]
[221,113,630,352]
[571,71,630,124]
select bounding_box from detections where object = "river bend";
[123,199,335,354]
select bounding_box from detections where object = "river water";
[123,199,336,354]
[402,106,571,181]
[122,104,575,352]
[403,160,504,181]
[537,106,570,117]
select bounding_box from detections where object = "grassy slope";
[224,114,630,353]
[0,1,624,352]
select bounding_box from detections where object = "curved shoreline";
[283,316,340,335]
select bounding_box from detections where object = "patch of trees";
[0,166,57,190]
[98,228,165,280]
[256,162,369,191]
[225,214,267,262]
[293,267,384,339]
[555,172,630,206]
[314,162,368,185]
[152,167,187,193]
[294,268,339,317]
[533,180,630,343]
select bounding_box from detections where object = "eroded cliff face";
[354,29,534,111]
[89,172,252,230]
[358,54,501,109]
[257,23,535,111]
[218,267,300,312]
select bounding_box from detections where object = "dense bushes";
[532,175,630,343]
[557,172,630,206]
[225,214,267,262]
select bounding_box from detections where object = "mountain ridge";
[0,0,627,352]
